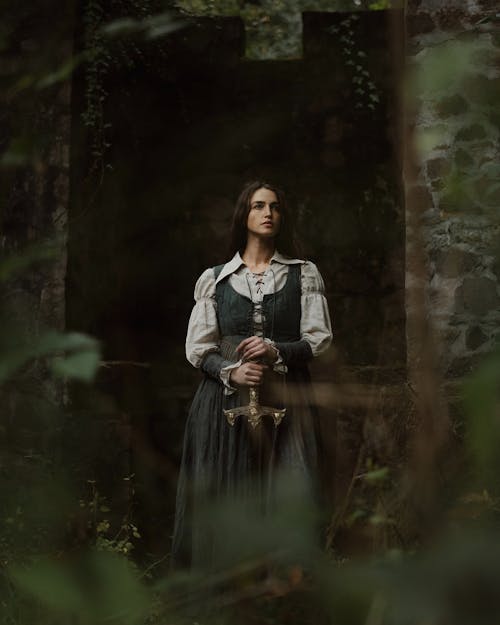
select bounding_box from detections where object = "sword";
[220,338,286,429]
[224,385,286,429]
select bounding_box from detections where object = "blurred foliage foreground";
[1,290,500,625]
[2,12,500,625]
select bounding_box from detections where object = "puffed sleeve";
[185,268,220,367]
[300,261,333,356]
[271,261,332,366]
[185,269,239,392]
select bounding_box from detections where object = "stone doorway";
[67,10,404,557]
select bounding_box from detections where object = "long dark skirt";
[171,367,322,571]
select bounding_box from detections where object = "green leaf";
[1,137,33,167]
[0,242,59,281]
[90,552,150,624]
[10,553,151,625]
[101,17,138,36]
[101,13,186,41]
[0,331,100,383]
[416,39,482,97]
[36,53,85,89]
[34,331,99,355]
[345,508,366,526]
[10,559,86,613]
[51,350,100,382]
[361,467,389,482]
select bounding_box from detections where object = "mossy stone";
[466,325,488,350]
[454,148,474,169]
[435,94,468,118]
[455,124,487,141]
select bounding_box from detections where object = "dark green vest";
[213,263,302,343]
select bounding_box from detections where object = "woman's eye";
[251,202,279,210]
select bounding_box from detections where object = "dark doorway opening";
[67,10,404,559]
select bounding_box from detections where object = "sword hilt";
[224,384,286,429]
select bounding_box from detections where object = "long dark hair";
[228,181,304,259]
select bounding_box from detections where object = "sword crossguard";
[224,386,286,429]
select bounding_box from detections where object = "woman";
[171,181,332,570]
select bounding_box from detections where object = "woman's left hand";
[236,336,278,364]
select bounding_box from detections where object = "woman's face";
[246,187,281,240]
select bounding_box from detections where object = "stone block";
[465,325,489,350]
[427,157,452,180]
[407,12,435,35]
[458,276,499,315]
[474,141,497,157]
[407,39,425,56]
[464,75,499,108]
[491,257,500,282]
[475,175,500,207]
[454,148,474,169]
[420,0,460,9]
[407,0,423,12]
[435,8,467,30]
[433,247,477,278]
[477,0,499,9]
[435,94,469,118]
[456,124,487,141]
[430,177,446,192]
[438,190,470,213]
[488,110,500,131]
[443,326,462,345]
[446,354,482,378]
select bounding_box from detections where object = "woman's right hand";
[229,362,267,387]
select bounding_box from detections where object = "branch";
[99,360,151,369]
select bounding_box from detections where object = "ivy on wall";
[174,0,397,59]
[326,13,380,111]
[82,0,111,178]
[80,0,390,178]
[81,0,182,176]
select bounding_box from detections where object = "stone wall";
[406,0,500,380]
[0,3,75,553]
[1,4,74,431]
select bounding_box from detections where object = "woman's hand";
[236,336,278,364]
[229,362,268,387]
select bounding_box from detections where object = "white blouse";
[185,251,333,392]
